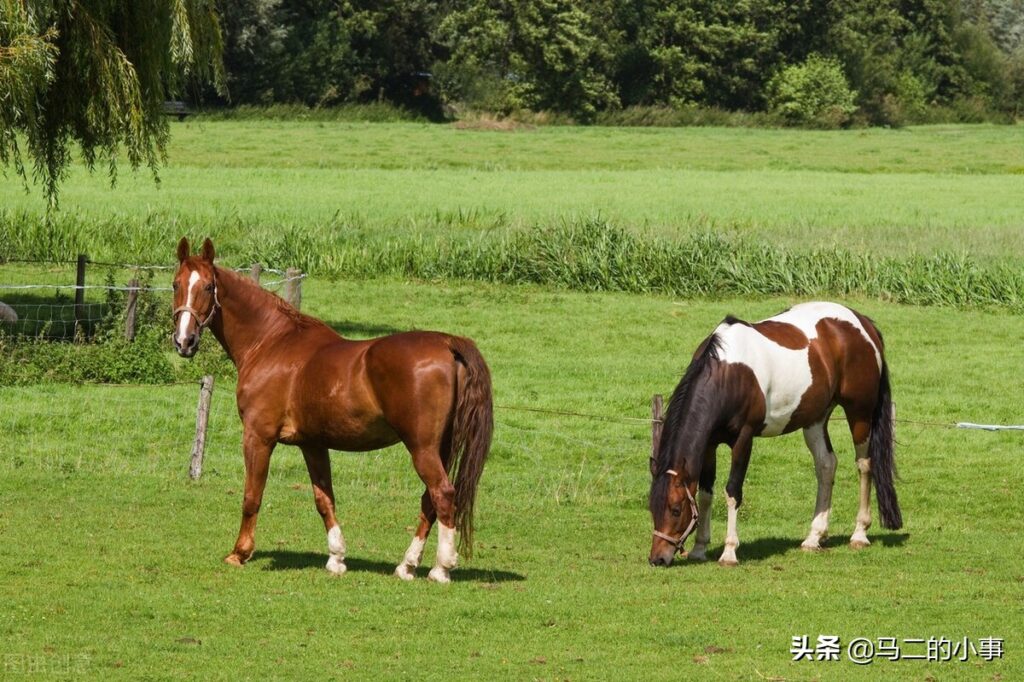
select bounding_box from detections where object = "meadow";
[1,121,1023,264]
[1,279,1022,679]
[1,119,1023,679]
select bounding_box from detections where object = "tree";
[435,0,619,120]
[0,0,224,206]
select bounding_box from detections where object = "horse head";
[172,237,219,357]
[649,467,699,567]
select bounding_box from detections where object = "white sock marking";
[326,525,346,574]
[395,536,426,581]
[802,422,837,549]
[327,525,346,556]
[720,495,740,564]
[436,523,458,569]
[852,441,872,546]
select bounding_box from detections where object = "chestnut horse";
[171,238,493,583]
[649,302,902,567]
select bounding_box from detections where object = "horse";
[648,301,902,567]
[171,238,493,583]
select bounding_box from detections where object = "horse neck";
[209,266,288,368]
[665,382,724,478]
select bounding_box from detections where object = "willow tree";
[0,0,224,206]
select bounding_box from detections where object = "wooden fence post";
[124,278,140,341]
[651,394,664,472]
[189,375,215,480]
[285,267,302,310]
[250,263,262,285]
[74,254,87,331]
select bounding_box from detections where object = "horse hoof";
[849,540,870,550]
[326,556,347,575]
[800,542,822,552]
[718,558,739,567]
[688,551,707,562]
[428,567,451,584]
[224,554,246,567]
[394,563,416,581]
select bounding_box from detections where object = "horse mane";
[216,266,329,334]
[649,332,723,513]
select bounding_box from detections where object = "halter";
[652,469,700,554]
[172,274,221,335]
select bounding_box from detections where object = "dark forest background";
[207,0,1024,125]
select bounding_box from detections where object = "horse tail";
[870,360,902,530]
[447,336,494,557]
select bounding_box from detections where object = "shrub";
[768,55,858,127]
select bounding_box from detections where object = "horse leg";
[847,415,873,549]
[394,491,436,581]
[225,431,275,566]
[690,445,717,562]
[800,419,838,551]
[301,445,346,575]
[720,430,753,567]
[406,450,458,584]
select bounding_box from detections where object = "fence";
[0,256,305,339]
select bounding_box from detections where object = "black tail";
[447,336,494,557]
[870,361,902,530]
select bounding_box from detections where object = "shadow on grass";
[673,532,911,566]
[258,550,525,582]
[326,320,404,338]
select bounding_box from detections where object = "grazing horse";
[171,238,493,583]
[649,302,902,567]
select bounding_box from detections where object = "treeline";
[210,0,1024,125]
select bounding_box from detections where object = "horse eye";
[671,506,682,517]
[172,282,179,291]
[205,283,214,292]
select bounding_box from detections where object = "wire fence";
[0,257,305,339]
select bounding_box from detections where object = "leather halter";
[652,469,700,554]
[172,274,220,335]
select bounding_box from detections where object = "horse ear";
[201,238,215,262]
[177,237,189,262]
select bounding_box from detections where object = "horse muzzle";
[173,331,200,358]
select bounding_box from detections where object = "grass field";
[2,119,1023,679]
[1,122,1023,262]
[1,278,1022,679]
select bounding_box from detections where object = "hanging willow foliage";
[0,0,224,206]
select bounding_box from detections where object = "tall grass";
[4,214,1021,311]
[195,102,429,123]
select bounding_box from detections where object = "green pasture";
[1,121,1023,262]
[1,278,1021,679]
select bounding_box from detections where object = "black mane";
[649,332,723,513]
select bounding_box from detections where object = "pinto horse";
[171,238,493,583]
[649,302,902,567]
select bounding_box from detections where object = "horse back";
[717,302,884,436]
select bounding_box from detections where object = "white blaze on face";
[176,270,201,346]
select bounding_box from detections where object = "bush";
[0,271,234,385]
[768,55,858,127]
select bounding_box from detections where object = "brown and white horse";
[649,302,902,567]
[172,238,493,583]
